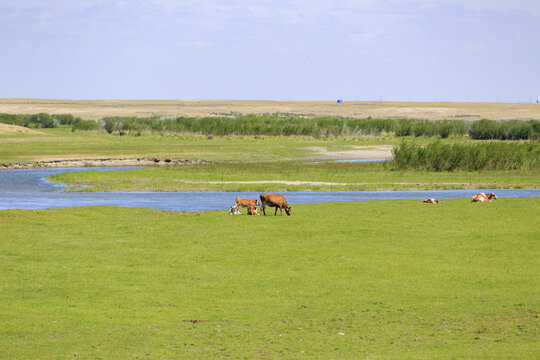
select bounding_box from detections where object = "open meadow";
[1,199,539,359]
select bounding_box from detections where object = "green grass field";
[1,199,539,359]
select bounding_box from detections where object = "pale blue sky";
[1,0,539,102]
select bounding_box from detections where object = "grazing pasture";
[1,199,538,359]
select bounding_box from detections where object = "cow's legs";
[274,207,278,215]
[261,204,266,215]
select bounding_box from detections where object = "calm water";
[1,167,539,211]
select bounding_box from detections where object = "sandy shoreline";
[1,145,394,169]
[303,145,393,160]
[1,157,207,170]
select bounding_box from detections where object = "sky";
[1,0,539,102]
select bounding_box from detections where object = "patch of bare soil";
[304,145,393,160]
[0,123,42,135]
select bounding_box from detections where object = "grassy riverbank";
[0,128,401,165]
[0,127,510,166]
[1,199,539,359]
[49,161,540,192]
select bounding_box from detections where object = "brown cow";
[235,198,260,213]
[423,198,440,204]
[471,192,497,203]
[260,193,291,216]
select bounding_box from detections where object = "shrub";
[392,140,539,171]
[72,119,98,131]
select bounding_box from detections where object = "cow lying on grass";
[423,198,440,204]
[260,193,291,216]
[228,205,240,215]
[472,192,497,202]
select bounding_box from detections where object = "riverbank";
[1,157,207,170]
[47,162,540,192]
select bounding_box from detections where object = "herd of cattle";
[424,192,498,204]
[229,192,498,215]
[229,193,292,216]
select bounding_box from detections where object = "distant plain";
[1,98,540,120]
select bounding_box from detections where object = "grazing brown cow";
[423,198,440,204]
[235,198,260,213]
[260,193,291,216]
[471,192,497,203]
[247,206,259,215]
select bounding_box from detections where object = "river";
[1,167,538,211]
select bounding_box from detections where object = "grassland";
[1,199,539,359]
[2,98,540,120]
[0,128,400,165]
[2,128,538,191]
[49,161,540,192]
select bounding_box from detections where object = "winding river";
[1,167,539,211]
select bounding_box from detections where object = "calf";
[260,193,291,216]
[235,198,260,211]
[228,205,240,215]
[471,192,497,203]
[247,206,259,215]
[423,198,440,204]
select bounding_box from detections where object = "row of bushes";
[392,141,539,171]
[0,113,97,130]
[470,119,540,140]
[97,115,399,137]
[1,112,539,139]
[96,115,540,139]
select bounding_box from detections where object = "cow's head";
[285,205,292,216]
[489,193,497,200]
[255,200,261,206]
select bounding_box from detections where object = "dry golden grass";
[0,123,42,135]
[1,98,539,120]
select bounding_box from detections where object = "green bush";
[392,140,539,171]
[72,119,97,131]
[470,119,537,140]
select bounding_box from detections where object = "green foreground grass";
[1,199,539,359]
[49,161,540,192]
